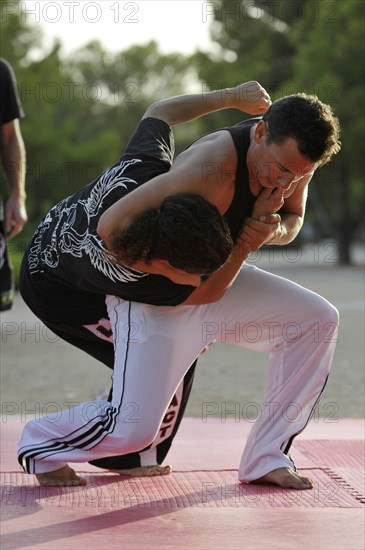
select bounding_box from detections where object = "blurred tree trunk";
[335,163,352,265]
[307,185,333,235]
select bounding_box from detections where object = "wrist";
[232,241,251,263]
[268,224,285,245]
[8,191,26,203]
[207,87,236,111]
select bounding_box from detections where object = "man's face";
[248,122,318,192]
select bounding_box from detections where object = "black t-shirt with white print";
[20,118,196,324]
[20,116,257,325]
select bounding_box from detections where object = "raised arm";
[142,81,271,126]
[97,82,271,246]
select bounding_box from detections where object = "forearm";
[1,127,26,200]
[143,81,271,126]
[250,186,306,246]
[267,213,303,245]
[144,89,238,126]
[183,243,249,305]
[186,213,301,305]
[1,121,27,238]
[187,211,296,305]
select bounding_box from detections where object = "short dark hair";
[112,193,233,274]
[262,93,341,165]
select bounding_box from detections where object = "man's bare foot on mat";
[36,465,87,487]
[250,467,313,490]
[111,464,172,477]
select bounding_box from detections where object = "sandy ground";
[1,244,364,421]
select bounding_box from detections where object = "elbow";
[142,101,172,125]
[143,102,159,118]
[286,217,304,244]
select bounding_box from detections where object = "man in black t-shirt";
[18,82,341,492]
[19,118,235,480]
[0,58,27,310]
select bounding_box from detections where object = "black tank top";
[221,117,260,239]
[188,117,260,241]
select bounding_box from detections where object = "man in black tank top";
[18,82,342,491]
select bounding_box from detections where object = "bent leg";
[90,360,197,473]
[42,317,198,476]
[18,298,206,477]
[201,265,339,483]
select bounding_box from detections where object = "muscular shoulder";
[175,130,236,167]
[170,130,237,201]
[98,130,238,241]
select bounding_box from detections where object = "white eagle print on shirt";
[28,158,148,283]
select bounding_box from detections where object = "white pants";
[18,265,339,480]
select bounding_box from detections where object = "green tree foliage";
[0,0,41,67]
[1,0,363,267]
[192,0,364,263]
[289,0,365,263]
[0,0,193,255]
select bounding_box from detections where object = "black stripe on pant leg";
[18,409,118,467]
[89,359,198,470]
[18,303,133,470]
[156,359,197,464]
[281,374,329,456]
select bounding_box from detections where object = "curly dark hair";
[262,93,341,165]
[112,193,233,274]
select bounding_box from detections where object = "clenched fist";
[232,81,272,115]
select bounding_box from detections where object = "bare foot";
[250,467,313,490]
[36,465,87,487]
[110,464,172,477]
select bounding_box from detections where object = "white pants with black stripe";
[18,264,339,481]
